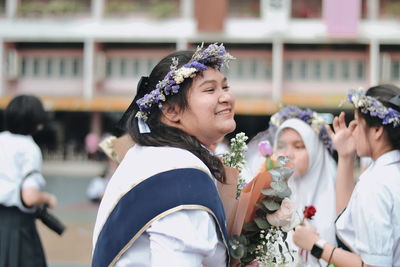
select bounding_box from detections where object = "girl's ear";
[373,125,385,141]
[161,104,181,123]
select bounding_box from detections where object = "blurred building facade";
[0,0,399,157]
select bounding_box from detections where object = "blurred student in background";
[0,95,57,267]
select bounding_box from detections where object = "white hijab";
[275,119,337,246]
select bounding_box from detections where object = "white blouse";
[0,131,46,212]
[336,150,400,267]
[93,145,227,267]
[116,209,226,267]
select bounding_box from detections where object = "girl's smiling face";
[176,68,236,147]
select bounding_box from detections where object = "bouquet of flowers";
[229,140,299,266]
[219,133,249,234]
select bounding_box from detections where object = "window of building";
[291,0,322,18]
[327,61,336,80]
[361,0,368,19]
[264,61,272,79]
[250,59,258,79]
[341,60,350,80]
[120,58,127,77]
[313,60,322,80]
[285,60,293,80]
[236,60,244,78]
[0,0,5,14]
[72,58,81,77]
[146,58,155,74]
[33,58,40,76]
[20,58,27,76]
[380,0,400,19]
[228,0,260,18]
[59,59,66,76]
[392,60,400,80]
[299,60,308,80]
[132,59,140,77]
[46,58,53,77]
[18,0,91,18]
[106,0,180,19]
[18,56,83,78]
[106,59,113,77]
[356,60,365,80]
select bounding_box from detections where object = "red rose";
[303,205,316,219]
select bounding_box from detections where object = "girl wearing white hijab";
[243,106,337,266]
[275,118,337,265]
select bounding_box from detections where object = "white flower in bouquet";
[266,198,301,232]
[222,132,248,198]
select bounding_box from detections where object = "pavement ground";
[39,160,105,267]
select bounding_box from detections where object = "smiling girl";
[92,44,235,267]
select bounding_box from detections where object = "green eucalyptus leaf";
[243,221,259,232]
[262,198,280,211]
[268,169,281,181]
[270,181,285,191]
[254,216,270,229]
[279,167,294,180]
[238,235,248,245]
[277,156,289,166]
[261,188,278,197]
[230,245,245,259]
[277,185,292,198]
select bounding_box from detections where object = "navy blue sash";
[92,168,229,267]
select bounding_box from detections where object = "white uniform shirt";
[336,150,400,267]
[0,131,46,212]
[92,145,227,267]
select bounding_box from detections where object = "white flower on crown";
[310,112,325,134]
[270,115,280,127]
[174,67,197,84]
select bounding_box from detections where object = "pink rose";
[266,198,299,232]
[258,140,273,157]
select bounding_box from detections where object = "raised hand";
[325,112,357,158]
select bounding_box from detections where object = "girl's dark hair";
[4,95,46,135]
[358,84,400,150]
[124,51,226,183]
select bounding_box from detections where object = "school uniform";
[336,150,400,267]
[92,145,229,267]
[0,131,47,267]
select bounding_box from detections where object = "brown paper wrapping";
[218,166,273,236]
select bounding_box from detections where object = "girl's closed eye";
[223,85,230,90]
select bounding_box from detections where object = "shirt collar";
[373,149,400,167]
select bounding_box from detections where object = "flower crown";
[346,87,400,128]
[269,106,335,154]
[135,43,235,121]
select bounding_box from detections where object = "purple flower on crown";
[135,43,235,121]
[347,88,400,128]
[269,106,335,154]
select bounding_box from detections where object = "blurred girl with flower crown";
[242,106,337,266]
[92,44,236,267]
[293,84,400,267]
